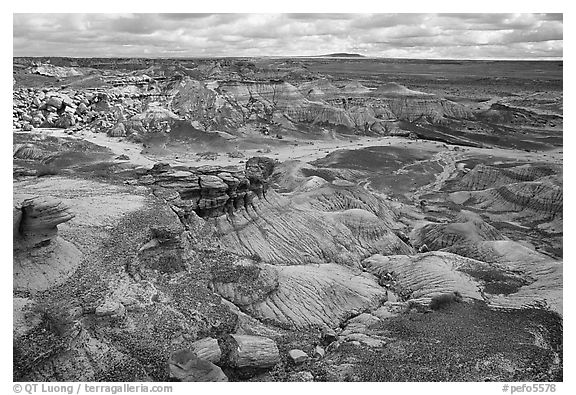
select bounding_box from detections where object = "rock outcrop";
[13,197,81,292]
[144,158,412,266]
[142,157,274,219]
[15,196,75,248]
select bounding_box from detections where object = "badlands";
[13,56,562,381]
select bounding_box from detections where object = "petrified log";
[168,349,227,382]
[190,337,222,364]
[227,334,280,369]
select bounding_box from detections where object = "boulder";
[76,102,88,115]
[321,326,339,345]
[46,96,63,110]
[288,349,309,364]
[108,122,126,137]
[168,349,228,382]
[55,112,76,128]
[314,345,325,359]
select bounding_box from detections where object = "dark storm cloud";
[13,13,563,59]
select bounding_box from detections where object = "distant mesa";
[319,53,365,58]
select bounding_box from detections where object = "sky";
[13,13,563,60]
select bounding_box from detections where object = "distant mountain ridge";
[320,53,365,58]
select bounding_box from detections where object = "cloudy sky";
[13,13,563,59]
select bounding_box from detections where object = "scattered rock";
[288,349,309,364]
[321,326,339,345]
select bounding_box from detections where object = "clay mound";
[294,185,402,230]
[477,103,559,126]
[213,190,410,266]
[291,102,355,128]
[450,177,562,220]
[457,164,559,191]
[362,251,562,314]
[362,252,487,303]
[341,81,372,95]
[219,80,309,110]
[373,82,431,97]
[13,196,81,292]
[271,159,365,193]
[386,96,473,122]
[410,213,505,251]
[305,88,326,99]
[444,239,550,266]
[298,78,341,98]
[455,240,562,314]
[31,64,83,78]
[243,263,386,329]
[293,176,329,193]
[329,209,414,256]
[13,236,83,292]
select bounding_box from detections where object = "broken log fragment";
[227,334,280,369]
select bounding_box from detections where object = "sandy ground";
[37,128,563,170]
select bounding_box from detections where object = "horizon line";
[13,55,564,61]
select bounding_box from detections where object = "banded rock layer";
[362,250,562,315]
[214,262,386,329]
[143,156,275,219]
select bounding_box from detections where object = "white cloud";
[12,13,563,59]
